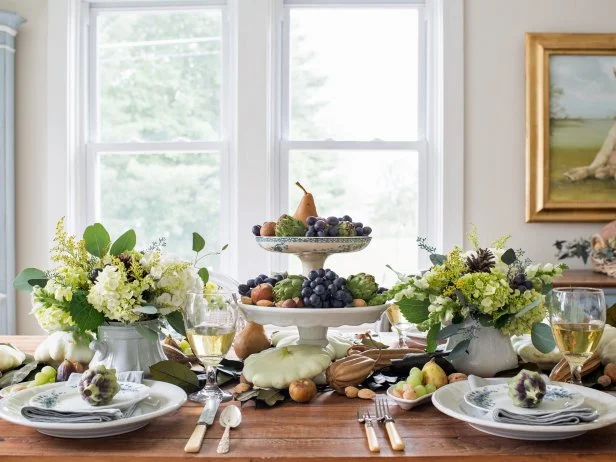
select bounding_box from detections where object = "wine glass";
[548,287,606,385]
[386,304,413,348]
[184,291,238,403]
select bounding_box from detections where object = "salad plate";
[29,381,150,411]
[432,380,616,440]
[0,380,186,438]
[465,384,584,415]
[386,385,433,410]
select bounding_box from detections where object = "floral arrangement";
[388,228,566,357]
[14,219,224,336]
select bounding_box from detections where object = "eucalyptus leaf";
[257,388,285,406]
[501,248,516,265]
[83,223,111,257]
[494,313,514,330]
[149,360,199,393]
[221,244,229,251]
[135,324,160,341]
[476,314,494,327]
[0,361,39,389]
[430,254,447,266]
[236,389,260,402]
[198,267,209,285]
[132,305,158,315]
[218,358,244,378]
[447,339,471,361]
[28,279,48,288]
[13,268,47,292]
[397,297,430,323]
[69,290,105,332]
[166,310,186,337]
[531,322,556,354]
[192,232,206,253]
[425,323,440,353]
[110,229,137,256]
[435,323,463,341]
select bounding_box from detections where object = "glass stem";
[396,328,405,348]
[205,364,218,391]
[569,362,583,385]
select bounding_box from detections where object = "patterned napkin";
[21,370,144,424]
[492,407,599,426]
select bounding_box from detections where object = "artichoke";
[275,215,308,237]
[337,221,357,237]
[367,293,388,306]
[346,273,378,301]
[507,369,546,408]
[78,364,120,406]
[273,275,305,302]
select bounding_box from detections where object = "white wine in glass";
[549,288,606,385]
[386,304,413,348]
[184,291,238,403]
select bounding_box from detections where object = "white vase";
[89,321,166,375]
[446,320,518,377]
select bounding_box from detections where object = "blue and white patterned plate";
[464,384,584,415]
[255,236,371,254]
[28,381,149,411]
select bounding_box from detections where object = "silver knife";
[184,396,221,453]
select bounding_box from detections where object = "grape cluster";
[305,215,372,237]
[511,273,533,293]
[301,268,353,308]
[238,273,286,296]
[29,365,57,388]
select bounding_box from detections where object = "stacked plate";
[432,380,616,440]
[0,380,186,438]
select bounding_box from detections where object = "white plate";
[386,385,433,410]
[29,381,150,411]
[432,381,616,440]
[0,381,34,398]
[255,236,371,255]
[0,380,186,438]
[465,384,584,415]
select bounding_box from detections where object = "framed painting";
[526,33,616,222]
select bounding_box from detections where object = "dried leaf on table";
[149,360,200,393]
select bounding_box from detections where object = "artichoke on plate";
[275,215,308,237]
[507,369,547,408]
[337,221,357,237]
[78,364,120,406]
[346,273,378,301]
[273,275,306,302]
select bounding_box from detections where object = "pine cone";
[466,248,495,273]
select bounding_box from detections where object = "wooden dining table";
[1,335,616,462]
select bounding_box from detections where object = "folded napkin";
[21,370,144,424]
[492,407,599,426]
[468,374,551,391]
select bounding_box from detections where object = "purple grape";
[265,278,277,285]
[524,280,533,289]
[328,284,336,293]
[327,226,338,237]
[315,277,324,285]
[252,225,261,236]
[308,270,318,280]
[317,230,327,237]
[355,227,364,236]
[301,287,312,297]
[331,300,344,308]
[314,285,326,295]
[314,220,326,231]
[354,222,363,228]
[246,279,256,288]
[306,227,316,237]
[238,284,249,293]
[335,290,347,301]
[363,226,372,236]
[306,216,317,226]
[317,268,326,277]
[326,216,339,226]
[303,296,311,306]
[310,280,318,289]
[309,294,320,305]
[342,215,352,222]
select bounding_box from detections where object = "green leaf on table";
[435,323,463,341]
[14,268,47,292]
[360,336,389,350]
[425,323,440,353]
[447,339,471,362]
[0,361,39,389]
[166,310,186,337]
[198,267,209,285]
[430,254,447,266]
[218,358,244,378]
[83,223,111,258]
[501,248,516,265]
[236,389,260,402]
[257,388,285,407]
[192,232,206,253]
[531,322,556,354]
[68,290,105,332]
[110,229,137,256]
[135,324,160,341]
[397,297,430,323]
[149,360,199,393]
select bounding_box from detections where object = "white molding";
[0,25,17,36]
[284,0,425,6]
[0,45,14,53]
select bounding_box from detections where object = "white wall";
[2,0,48,334]
[464,0,616,266]
[7,0,616,333]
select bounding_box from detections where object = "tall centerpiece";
[389,229,567,377]
[14,219,218,374]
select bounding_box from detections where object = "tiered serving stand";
[238,236,388,346]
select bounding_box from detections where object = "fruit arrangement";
[251,182,373,238]
[238,269,388,308]
[390,359,459,400]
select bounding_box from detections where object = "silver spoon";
[216,405,242,454]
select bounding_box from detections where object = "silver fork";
[375,397,405,451]
[122,402,139,419]
[356,409,380,452]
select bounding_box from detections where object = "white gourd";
[243,344,332,389]
[511,335,562,366]
[0,345,26,371]
[598,325,616,365]
[270,331,353,360]
[34,331,94,365]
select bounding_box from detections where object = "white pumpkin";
[34,331,94,365]
[270,331,353,360]
[0,345,26,371]
[243,344,332,389]
[511,335,562,368]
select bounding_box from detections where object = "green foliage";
[135,324,160,341]
[110,229,137,256]
[149,360,199,393]
[83,223,111,258]
[14,268,47,292]
[68,290,105,332]
[435,323,463,341]
[192,232,206,253]
[467,224,480,250]
[425,324,440,353]
[448,339,471,361]
[397,298,430,324]
[198,267,209,285]
[166,311,186,337]
[501,248,516,265]
[531,322,556,354]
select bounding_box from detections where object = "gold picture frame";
[526,33,616,222]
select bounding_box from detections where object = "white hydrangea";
[87,266,142,323]
[30,286,74,333]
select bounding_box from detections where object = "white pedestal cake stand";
[239,236,387,346]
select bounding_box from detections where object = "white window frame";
[46,0,463,286]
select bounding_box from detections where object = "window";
[87,3,229,266]
[277,2,426,283]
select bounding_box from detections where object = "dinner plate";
[29,381,149,411]
[0,381,34,398]
[432,380,616,440]
[465,384,584,415]
[0,380,186,438]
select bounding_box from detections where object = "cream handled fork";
[375,397,405,451]
[357,409,380,453]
